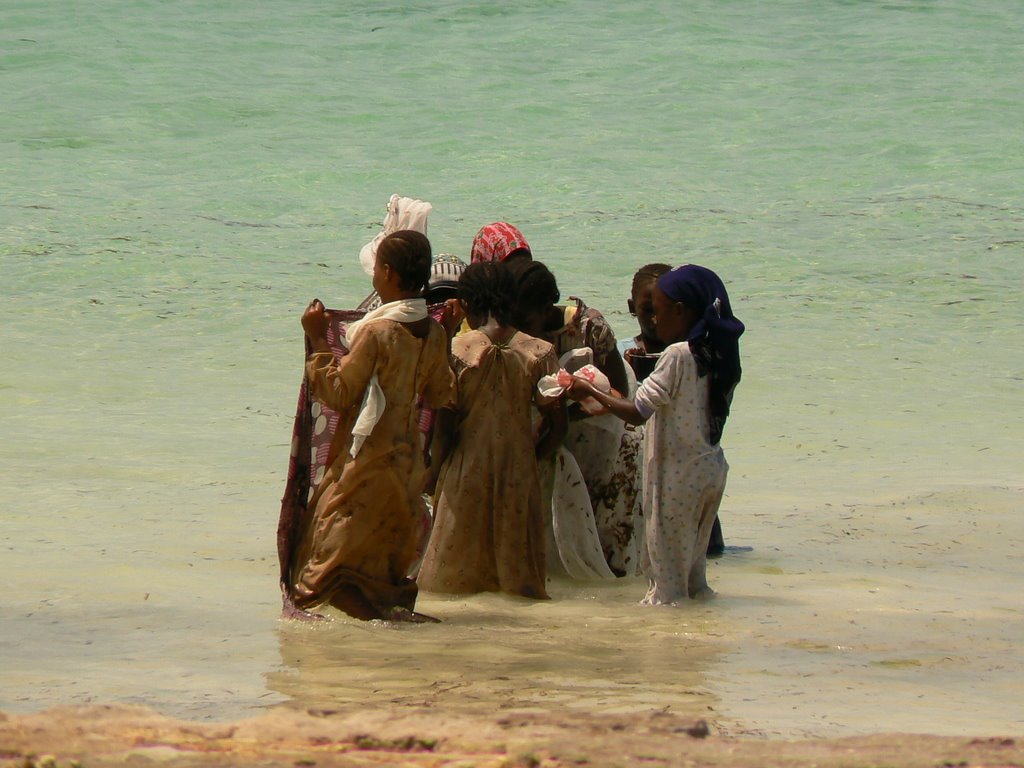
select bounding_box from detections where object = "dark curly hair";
[376,230,432,292]
[457,261,517,326]
[510,259,560,317]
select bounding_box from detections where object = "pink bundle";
[555,363,603,390]
[538,351,613,415]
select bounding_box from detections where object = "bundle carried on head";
[359,193,433,276]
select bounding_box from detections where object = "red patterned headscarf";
[470,222,531,264]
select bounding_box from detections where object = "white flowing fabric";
[542,447,616,580]
[564,416,641,576]
[342,298,428,457]
[358,193,433,276]
[536,348,642,579]
[536,348,613,579]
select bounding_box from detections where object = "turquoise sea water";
[2,0,1022,738]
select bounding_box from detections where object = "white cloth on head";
[342,298,428,457]
[358,193,433,276]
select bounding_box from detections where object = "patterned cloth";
[470,222,531,263]
[546,298,619,369]
[278,307,364,599]
[427,252,467,292]
[277,306,453,612]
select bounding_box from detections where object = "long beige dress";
[290,318,455,615]
[634,341,728,603]
[418,331,557,598]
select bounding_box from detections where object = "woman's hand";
[623,346,641,364]
[565,376,598,402]
[301,299,330,341]
[438,298,465,338]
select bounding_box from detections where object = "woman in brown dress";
[418,262,566,598]
[289,230,456,622]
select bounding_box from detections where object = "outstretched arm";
[302,300,379,413]
[567,378,647,427]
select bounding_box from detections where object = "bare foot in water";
[382,606,441,623]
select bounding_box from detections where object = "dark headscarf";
[657,265,744,444]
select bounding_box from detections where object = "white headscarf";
[358,194,433,276]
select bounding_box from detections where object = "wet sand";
[2,703,1022,768]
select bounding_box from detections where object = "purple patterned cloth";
[277,307,364,595]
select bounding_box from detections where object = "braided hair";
[376,230,432,292]
[631,262,672,296]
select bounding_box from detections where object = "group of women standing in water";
[278,220,744,623]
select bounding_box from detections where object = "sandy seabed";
[2,704,1021,768]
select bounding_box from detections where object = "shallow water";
[2,0,1022,738]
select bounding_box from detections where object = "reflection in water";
[7,490,1020,737]
[267,578,722,721]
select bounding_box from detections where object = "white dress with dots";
[634,341,729,604]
